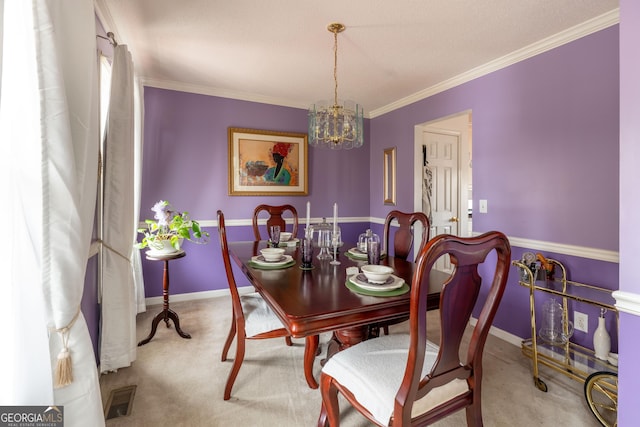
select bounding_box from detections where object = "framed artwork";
[383,147,397,205]
[228,127,308,196]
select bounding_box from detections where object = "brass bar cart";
[512,259,618,427]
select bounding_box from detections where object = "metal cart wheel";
[584,371,618,427]
[534,377,547,392]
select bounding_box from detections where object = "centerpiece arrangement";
[135,200,209,254]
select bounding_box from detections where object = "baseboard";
[469,317,522,347]
[143,286,254,307]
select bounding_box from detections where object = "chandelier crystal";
[308,23,364,150]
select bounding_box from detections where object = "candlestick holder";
[330,229,342,265]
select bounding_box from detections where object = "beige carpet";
[99,296,601,426]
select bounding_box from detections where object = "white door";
[423,129,459,272]
[413,112,471,268]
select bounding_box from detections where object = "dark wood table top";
[228,240,448,338]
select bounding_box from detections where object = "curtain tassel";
[52,308,81,388]
[55,345,73,387]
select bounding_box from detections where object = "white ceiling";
[96,0,619,117]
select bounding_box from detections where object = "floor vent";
[104,385,136,420]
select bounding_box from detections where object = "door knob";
[449,216,459,222]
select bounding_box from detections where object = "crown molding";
[140,77,309,110]
[369,9,620,118]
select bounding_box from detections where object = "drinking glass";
[269,225,281,247]
[367,240,380,265]
[301,237,314,269]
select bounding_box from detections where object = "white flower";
[152,200,171,227]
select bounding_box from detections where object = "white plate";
[251,254,293,267]
[279,238,299,247]
[348,247,368,259]
[349,274,404,292]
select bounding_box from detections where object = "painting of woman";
[264,142,292,185]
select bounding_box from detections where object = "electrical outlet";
[574,311,588,333]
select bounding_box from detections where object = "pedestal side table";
[138,250,191,346]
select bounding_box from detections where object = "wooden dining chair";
[377,210,430,335]
[382,210,430,261]
[318,231,511,427]
[217,210,293,400]
[252,204,299,240]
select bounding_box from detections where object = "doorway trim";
[413,111,472,257]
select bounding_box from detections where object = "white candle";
[306,201,310,229]
[333,202,338,234]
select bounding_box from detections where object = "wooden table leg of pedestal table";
[162,259,191,339]
[138,256,191,346]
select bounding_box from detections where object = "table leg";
[303,335,320,389]
[322,325,376,366]
[138,310,163,346]
[138,258,191,346]
[166,308,191,339]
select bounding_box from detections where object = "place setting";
[345,265,409,297]
[276,231,300,248]
[345,229,385,263]
[249,248,296,270]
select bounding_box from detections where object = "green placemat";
[248,259,296,270]
[345,278,409,297]
[344,251,367,261]
[278,239,300,248]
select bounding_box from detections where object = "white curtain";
[133,76,146,314]
[99,44,138,372]
[0,0,104,425]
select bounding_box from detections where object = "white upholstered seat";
[322,334,468,425]
[241,292,288,338]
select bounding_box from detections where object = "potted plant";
[135,200,209,253]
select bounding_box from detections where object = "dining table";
[228,240,449,389]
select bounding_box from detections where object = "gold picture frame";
[228,127,308,196]
[383,147,396,205]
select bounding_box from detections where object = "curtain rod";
[96,32,118,47]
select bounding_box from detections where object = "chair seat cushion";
[322,334,468,425]
[240,292,286,337]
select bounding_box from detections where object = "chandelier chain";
[333,29,338,106]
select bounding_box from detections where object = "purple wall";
[618,0,640,423]
[371,28,619,251]
[81,255,99,363]
[140,89,372,295]
[141,89,371,220]
[369,26,620,348]
[141,26,619,314]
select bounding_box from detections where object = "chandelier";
[308,23,364,150]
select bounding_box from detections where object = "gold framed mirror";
[383,147,396,205]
